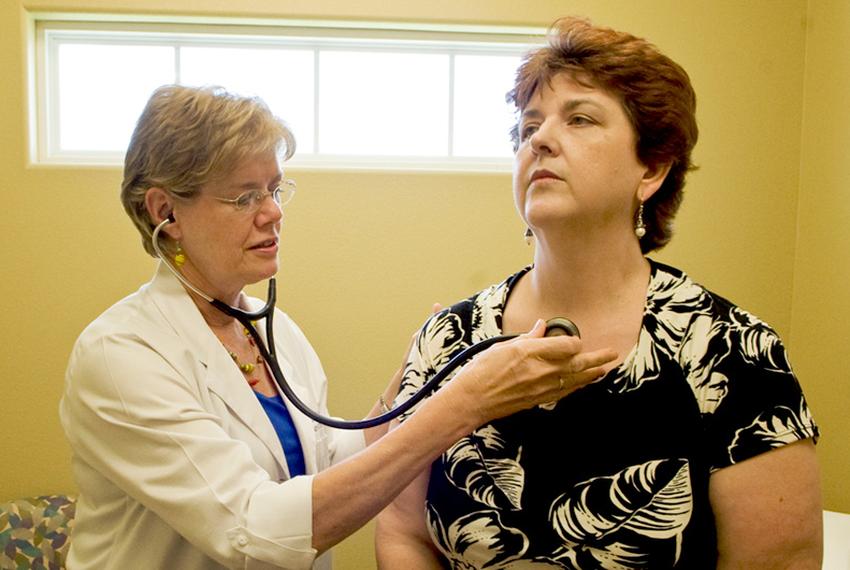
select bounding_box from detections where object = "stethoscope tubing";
[151,217,579,430]
[213,282,520,429]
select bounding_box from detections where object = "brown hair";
[121,85,295,257]
[508,17,698,252]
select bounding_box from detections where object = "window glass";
[453,54,521,157]
[57,43,174,151]
[38,21,543,168]
[180,47,316,152]
[318,51,450,156]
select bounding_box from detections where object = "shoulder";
[71,283,163,363]
[419,266,529,350]
[645,260,796,401]
[648,260,781,341]
[66,273,210,401]
[395,269,526,420]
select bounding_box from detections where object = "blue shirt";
[254,392,307,477]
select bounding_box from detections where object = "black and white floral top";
[395,260,818,569]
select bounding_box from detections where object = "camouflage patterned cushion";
[0,495,75,570]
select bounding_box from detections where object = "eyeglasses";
[212,179,296,213]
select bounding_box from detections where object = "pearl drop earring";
[635,203,647,238]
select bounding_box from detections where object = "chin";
[256,270,278,284]
[244,265,278,286]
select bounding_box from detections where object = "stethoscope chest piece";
[544,317,581,338]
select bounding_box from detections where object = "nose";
[529,120,557,156]
[256,192,283,226]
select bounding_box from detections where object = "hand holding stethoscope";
[152,216,580,429]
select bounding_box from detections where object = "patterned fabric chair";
[0,495,75,570]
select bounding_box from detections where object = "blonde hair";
[121,85,296,257]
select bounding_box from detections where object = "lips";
[530,169,562,184]
[250,237,278,250]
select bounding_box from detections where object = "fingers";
[513,318,546,339]
[507,341,617,407]
[565,347,618,374]
[508,333,584,362]
[540,347,618,404]
[448,324,620,424]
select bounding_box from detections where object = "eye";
[519,123,539,142]
[568,114,594,126]
[234,191,255,210]
[270,186,282,203]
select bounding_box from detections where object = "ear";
[637,162,672,203]
[144,187,181,241]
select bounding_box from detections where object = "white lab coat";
[60,264,365,569]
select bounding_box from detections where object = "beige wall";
[2,0,843,567]
[793,0,850,516]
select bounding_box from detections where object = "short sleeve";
[681,303,819,472]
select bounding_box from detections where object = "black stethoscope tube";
[152,217,580,430]
[211,279,581,429]
[210,279,561,429]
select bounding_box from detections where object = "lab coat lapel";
[147,264,291,477]
[243,298,320,474]
[277,354,321,475]
[207,346,292,473]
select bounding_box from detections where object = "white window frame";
[29,13,544,172]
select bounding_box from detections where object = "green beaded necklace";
[226,326,264,388]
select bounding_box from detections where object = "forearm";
[375,470,443,569]
[312,389,475,553]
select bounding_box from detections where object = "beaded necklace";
[226,325,264,388]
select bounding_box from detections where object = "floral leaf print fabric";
[728,402,816,464]
[396,260,818,568]
[549,459,692,566]
[641,269,711,362]
[445,426,525,510]
[429,507,531,569]
[730,308,792,373]
[470,287,504,344]
[396,310,466,420]
[678,315,732,415]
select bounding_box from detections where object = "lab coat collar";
[146,263,297,477]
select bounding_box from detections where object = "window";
[32,17,544,170]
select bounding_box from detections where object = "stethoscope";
[152,216,579,429]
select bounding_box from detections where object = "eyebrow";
[234,173,283,191]
[521,98,604,121]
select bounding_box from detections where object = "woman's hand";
[438,319,617,429]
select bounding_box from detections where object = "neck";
[527,230,650,317]
[167,262,244,329]
[184,287,244,330]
